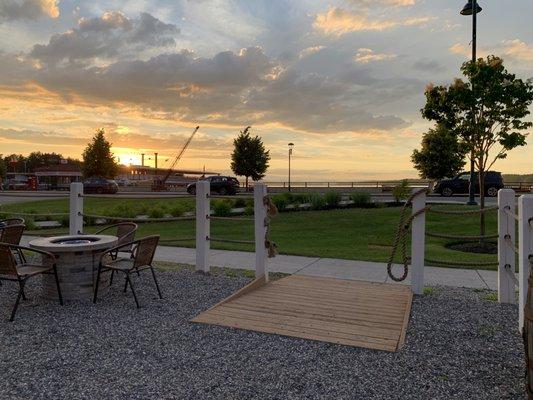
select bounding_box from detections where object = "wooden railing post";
[498,189,516,303]
[69,182,83,235]
[195,180,210,273]
[254,183,268,280]
[411,189,426,295]
[519,195,533,331]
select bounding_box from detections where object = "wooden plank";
[191,275,412,352]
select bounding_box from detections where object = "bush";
[281,192,294,203]
[148,207,165,219]
[293,193,311,204]
[25,218,36,230]
[350,192,372,208]
[325,191,341,209]
[59,215,70,227]
[108,204,137,219]
[83,215,96,226]
[169,204,186,217]
[271,194,288,212]
[233,198,246,208]
[392,179,411,203]
[309,194,326,210]
[213,200,233,217]
[244,204,254,216]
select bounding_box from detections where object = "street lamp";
[460,0,482,206]
[288,143,294,192]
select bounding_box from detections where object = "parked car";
[433,171,504,197]
[187,176,240,195]
[83,177,119,194]
[116,178,134,187]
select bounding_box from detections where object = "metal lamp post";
[461,0,482,206]
[288,143,294,192]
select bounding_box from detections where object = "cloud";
[313,7,396,36]
[0,0,59,21]
[0,128,85,146]
[413,59,445,73]
[298,45,326,59]
[449,39,533,63]
[354,48,396,64]
[347,0,416,6]
[30,11,179,65]
[403,16,436,27]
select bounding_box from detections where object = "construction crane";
[152,126,200,191]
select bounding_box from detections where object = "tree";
[230,126,270,188]
[0,155,6,182]
[421,55,533,236]
[411,124,467,180]
[82,129,119,178]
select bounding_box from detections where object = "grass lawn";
[1,199,499,270]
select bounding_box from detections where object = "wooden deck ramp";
[191,275,413,352]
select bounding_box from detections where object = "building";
[117,165,219,186]
[34,164,82,190]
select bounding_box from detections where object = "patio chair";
[94,222,138,285]
[93,235,162,308]
[0,224,26,264]
[0,218,25,228]
[0,243,63,321]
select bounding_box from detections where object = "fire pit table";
[29,235,118,301]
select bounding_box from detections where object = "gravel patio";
[0,267,525,399]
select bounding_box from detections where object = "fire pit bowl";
[29,235,118,301]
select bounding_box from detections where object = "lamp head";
[460,0,482,16]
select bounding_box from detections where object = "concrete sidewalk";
[154,245,503,290]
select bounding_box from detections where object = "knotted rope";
[386,189,430,282]
[264,196,278,258]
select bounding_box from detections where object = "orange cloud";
[313,7,396,36]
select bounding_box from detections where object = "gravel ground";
[0,268,525,400]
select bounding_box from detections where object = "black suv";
[434,171,504,197]
[83,177,119,194]
[187,176,240,195]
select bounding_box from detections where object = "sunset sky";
[0,0,532,181]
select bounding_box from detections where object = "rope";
[427,205,498,215]
[426,232,498,240]
[504,206,519,222]
[208,216,254,221]
[504,234,520,255]
[504,264,519,287]
[159,238,196,243]
[208,195,253,200]
[0,211,68,217]
[81,213,195,222]
[207,236,254,245]
[386,188,429,282]
[424,258,498,267]
[82,194,195,199]
[264,196,278,257]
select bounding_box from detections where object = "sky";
[0,0,532,181]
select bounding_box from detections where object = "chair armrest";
[99,240,139,263]
[9,244,57,264]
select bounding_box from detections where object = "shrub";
[244,204,254,216]
[169,204,186,217]
[213,200,233,217]
[350,192,371,208]
[83,215,96,226]
[59,215,70,227]
[233,198,246,208]
[325,191,341,209]
[148,207,165,219]
[25,218,36,230]
[309,194,326,210]
[293,193,311,204]
[392,179,411,203]
[281,192,294,203]
[271,194,288,212]
[108,204,137,219]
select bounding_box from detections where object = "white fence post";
[195,181,210,273]
[69,182,83,235]
[498,189,516,304]
[254,183,268,280]
[519,195,533,331]
[411,189,426,295]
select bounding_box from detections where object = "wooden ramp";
[191,275,413,352]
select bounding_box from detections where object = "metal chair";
[94,222,138,284]
[94,222,138,258]
[93,235,162,308]
[0,218,25,228]
[0,243,63,321]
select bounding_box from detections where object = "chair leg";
[110,270,115,286]
[93,265,103,304]
[123,275,129,293]
[17,278,27,300]
[126,274,140,308]
[10,280,25,322]
[53,266,63,306]
[150,266,163,299]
